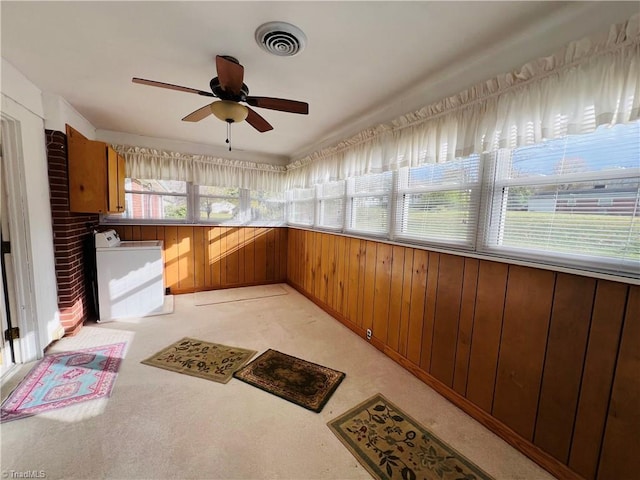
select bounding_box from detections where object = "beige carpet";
[0,284,554,480]
[193,283,287,306]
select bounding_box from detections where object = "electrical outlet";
[366,329,372,340]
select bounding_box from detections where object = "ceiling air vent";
[255,22,307,57]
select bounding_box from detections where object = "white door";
[0,125,18,377]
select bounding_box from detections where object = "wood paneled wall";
[110,226,287,293]
[286,228,639,480]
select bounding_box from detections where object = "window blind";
[396,156,480,247]
[347,172,392,235]
[317,181,345,230]
[483,121,640,273]
[287,187,315,226]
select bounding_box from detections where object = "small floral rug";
[141,337,256,384]
[328,394,493,480]
[1,342,126,423]
[233,349,345,413]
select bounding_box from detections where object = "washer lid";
[95,229,121,248]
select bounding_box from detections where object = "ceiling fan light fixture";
[210,100,248,123]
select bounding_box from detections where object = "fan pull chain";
[225,122,232,151]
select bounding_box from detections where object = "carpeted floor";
[193,283,288,306]
[0,284,555,480]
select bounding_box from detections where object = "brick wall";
[46,130,99,335]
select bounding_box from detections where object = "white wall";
[0,59,44,118]
[43,92,97,140]
[1,58,63,358]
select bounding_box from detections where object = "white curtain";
[286,13,640,188]
[113,14,639,191]
[112,145,286,192]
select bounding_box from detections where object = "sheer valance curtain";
[112,14,638,192]
[286,13,640,189]
[111,145,287,192]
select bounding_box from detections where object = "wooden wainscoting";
[286,227,639,480]
[110,225,287,294]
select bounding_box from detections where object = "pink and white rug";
[1,342,126,423]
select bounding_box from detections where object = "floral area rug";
[233,349,345,413]
[328,394,493,480]
[141,337,256,384]
[1,342,126,423]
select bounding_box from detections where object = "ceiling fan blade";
[132,77,214,97]
[182,104,213,122]
[245,96,309,114]
[216,55,244,95]
[245,107,273,132]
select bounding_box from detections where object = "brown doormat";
[328,394,494,480]
[141,337,256,384]
[233,349,345,413]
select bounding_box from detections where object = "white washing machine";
[95,229,165,322]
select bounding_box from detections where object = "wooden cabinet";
[66,124,125,214]
[107,146,125,213]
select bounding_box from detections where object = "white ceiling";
[2,2,638,163]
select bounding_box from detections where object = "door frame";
[0,127,16,374]
[0,114,40,375]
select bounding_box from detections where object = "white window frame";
[248,190,286,226]
[195,186,244,224]
[117,178,191,223]
[286,187,316,227]
[345,172,394,238]
[103,180,285,226]
[394,158,482,250]
[479,147,640,274]
[316,180,346,232]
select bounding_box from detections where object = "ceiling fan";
[132,55,309,147]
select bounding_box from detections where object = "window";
[395,155,480,248]
[282,121,638,277]
[346,172,393,236]
[197,186,241,223]
[286,188,315,226]
[106,181,285,226]
[250,190,285,225]
[482,122,640,272]
[110,123,639,278]
[123,179,188,220]
[317,181,345,230]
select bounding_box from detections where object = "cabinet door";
[117,153,125,212]
[107,147,125,213]
[67,125,108,213]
